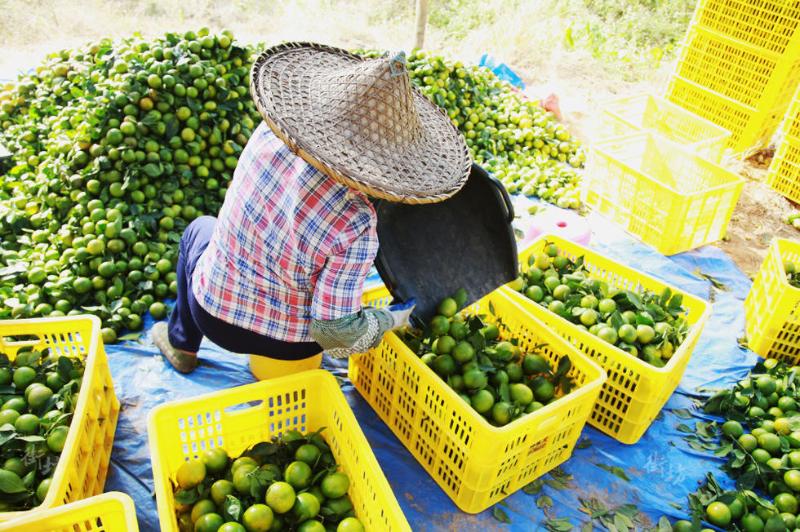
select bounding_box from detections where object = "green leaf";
[596,463,630,482]
[0,470,27,494]
[174,488,199,504]
[223,494,242,522]
[537,495,553,509]
[609,311,625,330]
[672,408,693,419]
[614,513,631,532]
[492,506,511,523]
[57,356,73,381]
[556,355,572,378]
[523,479,544,495]
[545,517,574,531]
[659,287,672,306]
[576,438,592,449]
[693,269,728,291]
[117,332,143,342]
[499,383,510,403]
[622,290,643,310]
[16,435,45,442]
[488,300,496,316]
[714,443,733,458]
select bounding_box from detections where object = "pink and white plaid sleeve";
[311,223,379,321]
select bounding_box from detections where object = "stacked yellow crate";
[767,85,800,202]
[665,0,800,155]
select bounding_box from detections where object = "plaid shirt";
[192,123,379,342]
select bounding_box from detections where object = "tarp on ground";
[103,195,758,531]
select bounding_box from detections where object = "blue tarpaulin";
[103,195,757,531]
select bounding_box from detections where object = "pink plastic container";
[520,208,591,248]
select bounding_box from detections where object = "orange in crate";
[0,316,119,522]
[0,492,138,531]
[149,370,410,531]
[508,235,711,444]
[349,289,605,513]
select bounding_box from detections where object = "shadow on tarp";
[104,196,759,531]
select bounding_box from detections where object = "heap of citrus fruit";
[785,261,800,290]
[359,49,584,209]
[671,359,800,531]
[0,348,84,510]
[511,242,690,367]
[0,28,260,342]
[400,290,576,426]
[172,429,364,532]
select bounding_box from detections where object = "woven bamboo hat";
[250,42,472,204]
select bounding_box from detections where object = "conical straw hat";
[250,42,472,204]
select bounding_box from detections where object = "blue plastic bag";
[479,53,525,89]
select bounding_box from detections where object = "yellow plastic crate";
[149,370,410,531]
[693,0,800,56]
[666,75,788,155]
[674,26,800,110]
[361,283,392,307]
[744,238,800,362]
[508,235,711,444]
[784,85,800,140]
[767,86,800,202]
[0,492,138,531]
[583,133,745,255]
[596,93,732,161]
[0,316,119,522]
[349,289,606,513]
[767,135,800,202]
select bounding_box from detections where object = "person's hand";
[386,298,416,329]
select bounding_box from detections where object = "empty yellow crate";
[508,235,711,444]
[149,370,410,531]
[767,86,800,202]
[693,0,800,56]
[666,75,789,155]
[767,135,800,203]
[596,93,732,161]
[583,133,745,255]
[745,238,800,362]
[674,26,800,110]
[349,289,606,513]
[0,492,138,531]
[0,316,119,522]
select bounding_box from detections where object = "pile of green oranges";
[0,348,83,511]
[172,430,364,532]
[511,242,691,367]
[0,28,261,342]
[400,290,576,426]
[673,359,800,531]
